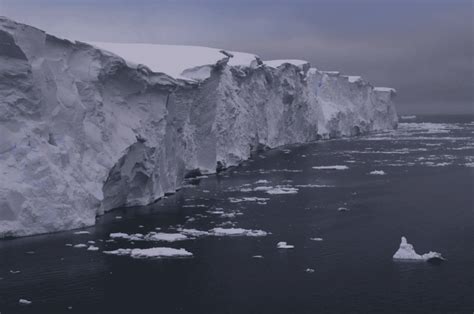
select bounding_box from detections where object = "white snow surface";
[393,237,444,261]
[263,59,309,68]
[90,42,258,80]
[0,17,398,237]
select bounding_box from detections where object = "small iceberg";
[369,170,386,175]
[19,299,32,305]
[277,241,294,249]
[393,236,445,262]
[312,165,348,170]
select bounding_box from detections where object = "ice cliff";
[0,17,398,237]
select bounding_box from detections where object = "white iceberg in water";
[369,170,386,175]
[19,299,32,305]
[393,237,445,262]
[277,241,294,249]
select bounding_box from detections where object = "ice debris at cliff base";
[210,228,268,237]
[312,165,349,170]
[103,247,193,259]
[108,227,269,241]
[393,237,445,262]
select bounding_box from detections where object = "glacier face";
[0,17,397,237]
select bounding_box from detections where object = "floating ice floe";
[422,162,451,167]
[265,187,299,195]
[305,268,315,273]
[369,170,386,175]
[219,211,242,218]
[110,232,189,242]
[87,245,99,251]
[103,248,131,256]
[295,184,334,188]
[177,228,210,237]
[252,255,264,259]
[228,197,270,203]
[337,207,350,212]
[144,232,188,242]
[310,237,324,241]
[73,244,87,248]
[110,232,144,241]
[277,241,294,249]
[210,228,268,237]
[10,270,21,274]
[255,180,269,184]
[239,188,253,192]
[393,237,445,262]
[19,299,32,305]
[312,165,349,170]
[253,186,273,191]
[400,115,416,120]
[104,247,193,259]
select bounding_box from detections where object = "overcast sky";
[1,0,472,114]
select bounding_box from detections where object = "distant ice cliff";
[0,17,397,237]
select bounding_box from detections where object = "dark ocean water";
[0,115,473,314]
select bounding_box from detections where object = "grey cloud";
[1,0,472,114]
